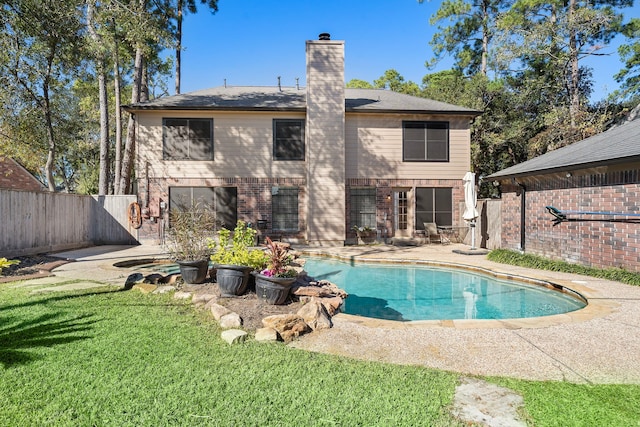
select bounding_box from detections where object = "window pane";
[164,119,189,160]
[192,187,216,208]
[215,187,237,229]
[189,120,213,160]
[415,188,433,212]
[350,187,376,229]
[272,187,299,231]
[435,188,452,211]
[169,187,192,211]
[404,141,426,160]
[274,120,304,160]
[428,141,448,160]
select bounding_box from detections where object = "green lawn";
[1,281,638,426]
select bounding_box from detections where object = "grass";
[1,280,639,426]
[488,249,640,286]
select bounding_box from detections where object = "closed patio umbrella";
[462,172,479,249]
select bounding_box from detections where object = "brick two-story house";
[125,34,481,246]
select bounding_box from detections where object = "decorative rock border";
[126,270,347,345]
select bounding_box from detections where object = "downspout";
[518,182,526,252]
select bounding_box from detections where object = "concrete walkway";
[46,243,640,384]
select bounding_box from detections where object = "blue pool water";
[303,257,586,321]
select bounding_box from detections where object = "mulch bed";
[0,255,71,283]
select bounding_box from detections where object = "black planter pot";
[177,259,209,284]
[215,264,252,296]
[253,273,297,305]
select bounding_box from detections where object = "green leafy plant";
[259,237,297,278]
[488,249,640,287]
[209,220,267,270]
[165,202,219,261]
[0,257,20,275]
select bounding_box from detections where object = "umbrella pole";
[470,220,476,250]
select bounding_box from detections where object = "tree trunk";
[568,0,579,128]
[43,85,56,192]
[481,0,489,76]
[175,0,183,94]
[118,45,143,194]
[87,1,110,195]
[113,46,122,195]
[97,68,110,195]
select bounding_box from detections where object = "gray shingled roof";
[124,86,481,115]
[488,117,640,179]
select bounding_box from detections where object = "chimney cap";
[318,33,331,40]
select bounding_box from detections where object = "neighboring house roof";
[489,116,640,180]
[124,86,482,116]
[0,157,45,191]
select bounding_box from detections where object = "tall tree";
[0,0,83,191]
[86,0,110,195]
[373,69,420,95]
[175,0,218,94]
[497,0,630,127]
[422,0,505,76]
[615,17,640,100]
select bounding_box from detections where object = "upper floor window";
[403,121,449,162]
[163,118,213,160]
[273,119,304,160]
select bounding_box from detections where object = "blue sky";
[178,0,631,102]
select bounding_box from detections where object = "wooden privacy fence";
[0,190,139,257]
[457,199,502,250]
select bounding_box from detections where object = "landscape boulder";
[221,329,247,345]
[262,314,311,342]
[219,312,243,329]
[297,298,332,331]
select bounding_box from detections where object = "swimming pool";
[303,257,586,321]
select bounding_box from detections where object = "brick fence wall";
[501,181,640,272]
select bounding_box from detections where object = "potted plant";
[165,202,217,284]
[352,225,376,244]
[253,237,299,305]
[210,220,267,296]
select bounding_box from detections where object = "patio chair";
[423,222,450,245]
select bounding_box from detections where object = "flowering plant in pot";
[209,220,267,296]
[253,237,299,305]
[165,202,217,284]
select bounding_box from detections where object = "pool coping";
[299,249,618,330]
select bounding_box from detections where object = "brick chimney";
[305,33,346,246]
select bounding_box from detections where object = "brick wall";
[137,177,307,243]
[501,175,640,272]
